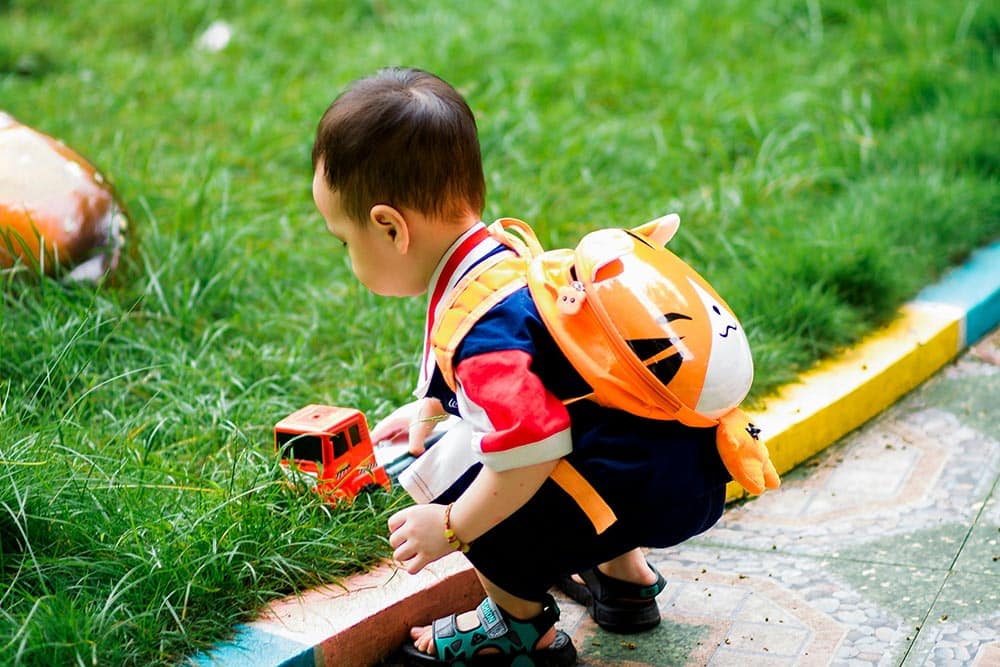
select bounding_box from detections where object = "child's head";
[311,67,485,226]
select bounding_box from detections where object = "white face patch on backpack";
[688,280,754,418]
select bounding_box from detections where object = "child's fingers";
[407,425,429,456]
[371,415,409,443]
[393,542,416,565]
[387,504,449,574]
[387,507,411,532]
[397,552,428,574]
[389,523,420,568]
[371,400,426,442]
[388,526,405,549]
[392,539,431,574]
[405,398,447,455]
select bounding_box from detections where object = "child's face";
[312,164,418,297]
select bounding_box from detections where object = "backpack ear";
[633,214,680,247]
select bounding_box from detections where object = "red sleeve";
[455,349,573,471]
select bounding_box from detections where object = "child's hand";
[370,402,419,445]
[371,398,445,456]
[387,503,454,574]
[407,398,447,456]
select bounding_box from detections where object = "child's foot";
[570,559,659,588]
[408,610,557,655]
[399,595,576,666]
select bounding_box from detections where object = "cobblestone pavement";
[556,327,1000,666]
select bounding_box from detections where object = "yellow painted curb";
[726,301,965,502]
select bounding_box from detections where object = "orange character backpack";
[432,214,779,496]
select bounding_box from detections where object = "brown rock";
[0,112,128,280]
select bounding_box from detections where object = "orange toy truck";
[275,404,391,503]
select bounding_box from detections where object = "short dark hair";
[312,67,485,224]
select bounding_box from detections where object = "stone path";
[554,328,1000,666]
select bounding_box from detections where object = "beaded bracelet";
[409,414,449,429]
[443,503,470,553]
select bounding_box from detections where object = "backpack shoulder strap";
[487,217,545,259]
[431,251,529,392]
[431,219,544,391]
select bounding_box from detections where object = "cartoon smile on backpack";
[529,214,754,426]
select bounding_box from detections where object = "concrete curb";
[192,553,483,667]
[195,239,1000,667]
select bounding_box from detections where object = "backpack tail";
[716,408,780,495]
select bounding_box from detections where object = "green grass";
[1,0,997,664]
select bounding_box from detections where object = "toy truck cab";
[274,404,391,503]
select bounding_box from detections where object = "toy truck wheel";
[357,481,386,496]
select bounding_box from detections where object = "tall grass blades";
[1,0,997,663]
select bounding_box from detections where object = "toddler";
[311,67,734,667]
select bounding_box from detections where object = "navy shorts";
[462,406,731,601]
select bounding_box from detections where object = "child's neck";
[417,210,482,285]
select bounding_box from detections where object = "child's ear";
[369,204,410,252]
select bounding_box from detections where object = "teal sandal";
[399,594,576,667]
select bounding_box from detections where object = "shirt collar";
[414,222,503,396]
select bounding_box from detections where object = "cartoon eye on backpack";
[432,214,780,497]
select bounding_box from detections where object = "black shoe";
[555,561,666,633]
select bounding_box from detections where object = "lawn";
[1,0,997,664]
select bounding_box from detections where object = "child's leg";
[589,547,658,585]
[406,551,662,656]
[408,571,557,657]
[564,547,659,590]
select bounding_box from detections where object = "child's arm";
[387,457,558,574]
[388,349,571,573]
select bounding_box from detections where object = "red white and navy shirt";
[414,223,587,472]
